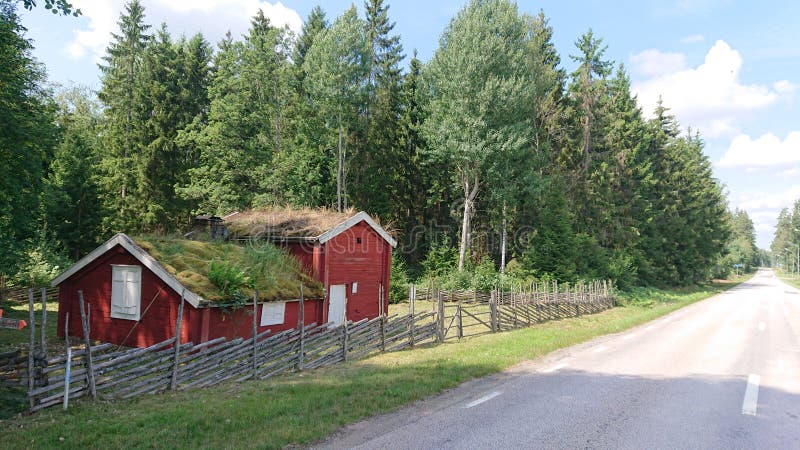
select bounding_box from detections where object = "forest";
[0,0,762,292]
[770,201,800,273]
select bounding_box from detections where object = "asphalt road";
[316,270,800,449]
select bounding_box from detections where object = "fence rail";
[5,279,614,413]
[21,291,438,412]
[413,280,615,341]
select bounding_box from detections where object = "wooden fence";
[23,292,437,412]
[410,280,614,341]
[5,279,614,413]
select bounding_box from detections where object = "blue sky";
[19,0,800,249]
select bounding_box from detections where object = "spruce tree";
[97,0,151,232]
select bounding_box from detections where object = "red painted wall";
[283,242,324,283]
[322,221,391,323]
[197,298,323,341]
[56,245,188,348]
[56,244,324,348]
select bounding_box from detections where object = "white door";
[328,284,347,326]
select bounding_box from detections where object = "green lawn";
[777,271,800,289]
[0,277,748,449]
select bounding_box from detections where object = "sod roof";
[133,235,323,304]
[225,206,359,238]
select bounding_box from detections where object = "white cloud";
[736,186,800,211]
[780,167,800,178]
[65,1,301,62]
[773,80,797,95]
[734,186,800,248]
[680,34,704,44]
[718,131,800,168]
[632,40,783,138]
[630,49,687,77]
[66,0,116,61]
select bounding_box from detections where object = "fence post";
[40,287,47,356]
[380,285,386,352]
[252,289,259,378]
[63,312,70,411]
[342,320,349,362]
[78,291,96,399]
[297,284,305,371]
[27,289,35,410]
[170,290,185,391]
[490,290,497,332]
[409,285,416,348]
[456,299,463,340]
[437,290,444,342]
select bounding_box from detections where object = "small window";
[352,282,358,294]
[111,265,142,321]
[356,237,362,244]
[261,302,286,326]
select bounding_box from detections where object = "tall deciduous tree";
[424,0,535,271]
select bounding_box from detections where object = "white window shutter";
[260,302,286,326]
[111,265,142,320]
[111,267,125,312]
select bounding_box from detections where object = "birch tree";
[423,0,535,271]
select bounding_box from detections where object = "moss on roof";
[224,206,358,238]
[133,235,323,304]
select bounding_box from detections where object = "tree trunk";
[458,174,479,272]
[500,203,507,275]
[337,109,343,213]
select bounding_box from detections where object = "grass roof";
[133,235,323,304]
[225,206,358,238]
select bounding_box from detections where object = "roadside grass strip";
[0,278,748,449]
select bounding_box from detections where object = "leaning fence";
[411,280,615,341]
[4,279,613,413]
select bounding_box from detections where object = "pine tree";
[42,86,103,260]
[97,0,151,232]
[303,6,370,212]
[180,11,292,214]
[139,26,212,229]
[352,0,405,217]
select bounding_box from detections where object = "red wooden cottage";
[52,209,396,348]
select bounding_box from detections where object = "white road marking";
[593,345,609,353]
[541,363,566,373]
[464,391,502,408]
[758,321,766,331]
[742,374,761,416]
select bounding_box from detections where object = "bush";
[12,229,72,286]
[389,253,409,303]
[208,260,250,296]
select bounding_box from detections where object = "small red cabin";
[52,210,396,348]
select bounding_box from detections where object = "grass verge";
[0,276,749,449]
[777,271,800,290]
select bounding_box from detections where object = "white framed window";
[260,302,286,326]
[352,282,358,294]
[111,265,142,321]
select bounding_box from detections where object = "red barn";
[225,209,397,324]
[52,210,396,348]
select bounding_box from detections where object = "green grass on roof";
[133,235,323,304]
